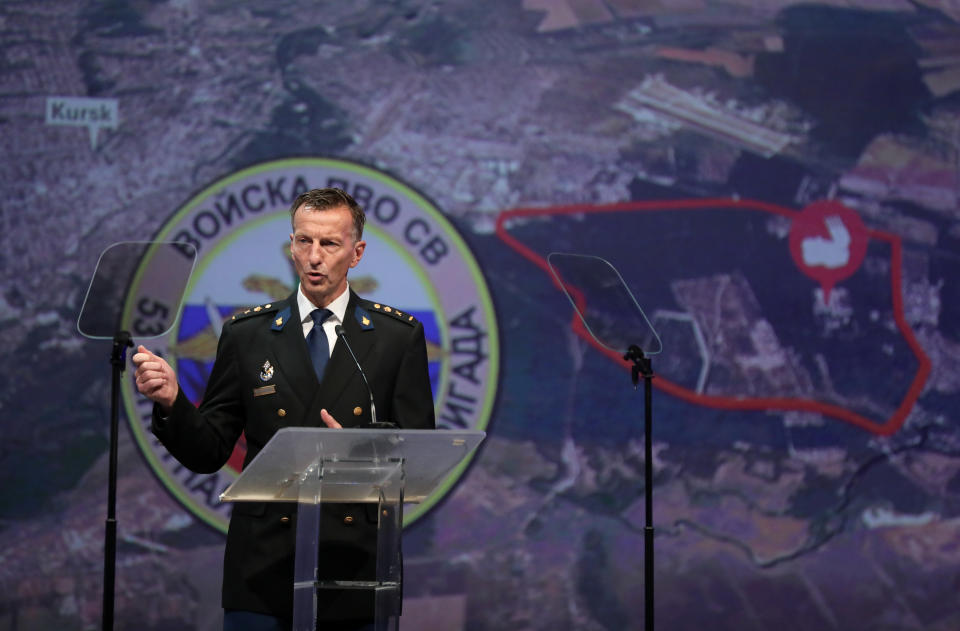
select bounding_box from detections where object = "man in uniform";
[133,187,436,630]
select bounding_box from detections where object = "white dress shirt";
[297,283,351,357]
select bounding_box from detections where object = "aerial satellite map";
[1,0,958,629]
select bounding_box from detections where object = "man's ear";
[351,240,366,268]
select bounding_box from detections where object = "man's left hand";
[320,408,342,429]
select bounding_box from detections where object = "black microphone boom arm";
[334,324,378,425]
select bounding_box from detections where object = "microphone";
[334,324,379,426]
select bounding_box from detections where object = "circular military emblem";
[121,158,499,533]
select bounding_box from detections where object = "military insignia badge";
[121,158,498,536]
[260,360,274,382]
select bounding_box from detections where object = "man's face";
[290,205,365,308]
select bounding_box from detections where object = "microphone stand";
[103,330,133,631]
[334,325,388,428]
[624,344,654,631]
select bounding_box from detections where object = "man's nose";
[308,245,324,265]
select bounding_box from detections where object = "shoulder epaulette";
[230,302,280,322]
[368,301,418,326]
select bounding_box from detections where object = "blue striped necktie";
[306,308,333,381]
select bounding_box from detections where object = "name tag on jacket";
[253,385,277,397]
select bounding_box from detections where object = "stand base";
[292,459,404,631]
[292,582,400,631]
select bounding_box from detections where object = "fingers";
[135,364,168,396]
[132,345,160,370]
[133,346,165,380]
[320,408,342,429]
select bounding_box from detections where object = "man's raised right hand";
[132,345,179,412]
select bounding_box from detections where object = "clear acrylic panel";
[547,252,662,356]
[220,427,485,504]
[77,241,197,340]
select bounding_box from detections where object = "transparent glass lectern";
[220,427,485,631]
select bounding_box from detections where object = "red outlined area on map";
[495,198,931,436]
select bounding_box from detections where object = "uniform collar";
[297,282,350,326]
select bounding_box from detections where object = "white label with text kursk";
[45,96,118,149]
[121,158,499,533]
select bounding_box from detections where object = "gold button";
[382,509,388,517]
[343,516,354,525]
[280,516,290,524]
[277,409,286,417]
[353,406,362,416]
